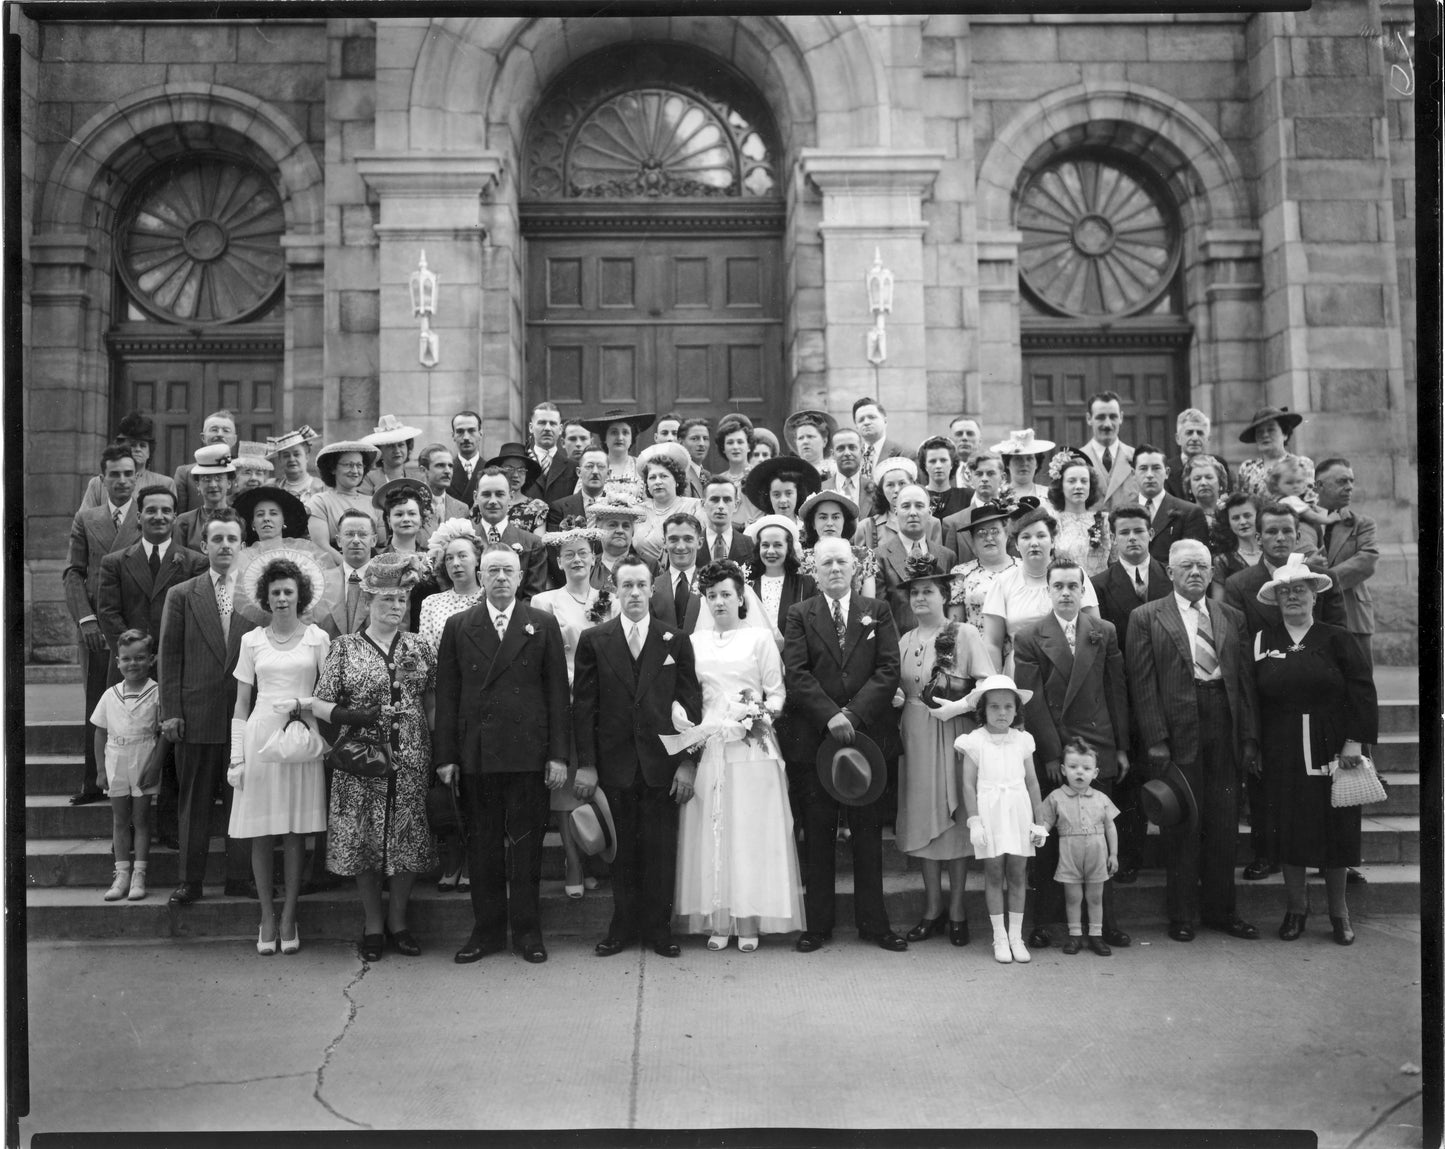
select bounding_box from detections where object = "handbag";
[327,734,392,779]
[921,671,971,709]
[425,779,463,834]
[1330,756,1387,808]
[258,707,329,764]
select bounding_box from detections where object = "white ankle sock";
[1007,914,1024,942]
[989,913,1006,941]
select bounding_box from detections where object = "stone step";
[1371,733,1421,772]
[24,864,1421,942]
[1377,773,1422,816]
[1377,699,1421,735]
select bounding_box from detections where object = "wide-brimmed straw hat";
[267,426,319,456]
[315,440,382,476]
[992,429,1055,457]
[190,443,236,476]
[234,442,274,473]
[363,414,423,446]
[570,788,617,863]
[1239,406,1304,444]
[243,548,326,616]
[1257,553,1333,604]
[798,490,859,540]
[744,456,822,513]
[581,409,656,439]
[961,673,1033,713]
[816,730,888,807]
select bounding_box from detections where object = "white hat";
[871,455,918,485]
[190,443,236,476]
[1257,553,1333,604]
[744,514,802,551]
[961,673,1034,713]
[636,441,691,475]
[992,429,1056,457]
[363,414,423,446]
[234,442,274,472]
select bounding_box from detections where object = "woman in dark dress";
[1252,556,1377,945]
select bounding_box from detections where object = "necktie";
[1064,618,1076,653]
[832,597,847,648]
[713,533,726,561]
[112,507,123,531]
[216,576,232,638]
[489,526,501,545]
[148,544,161,579]
[495,612,508,641]
[1192,602,1219,679]
[862,444,876,479]
[1134,567,1147,601]
[842,477,855,502]
[628,623,643,660]
[346,572,362,632]
[1101,447,1114,474]
[911,542,924,559]
[674,573,689,623]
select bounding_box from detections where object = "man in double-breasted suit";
[472,468,550,599]
[64,445,143,804]
[1013,558,1131,949]
[1133,445,1210,565]
[874,484,955,632]
[574,556,703,958]
[1126,539,1260,942]
[434,544,571,965]
[649,513,705,633]
[159,509,256,904]
[781,537,907,953]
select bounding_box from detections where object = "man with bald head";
[1126,539,1260,943]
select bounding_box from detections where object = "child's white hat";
[962,673,1033,712]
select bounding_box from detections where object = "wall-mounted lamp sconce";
[865,247,893,367]
[410,250,439,368]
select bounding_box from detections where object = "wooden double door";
[1023,342,1188,451]
[525,233,784,435]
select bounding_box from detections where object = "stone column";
[1195,227,1264,432]
[355,152,503,446]
[975,230,1025,430]
[799,150,944,447]
[282,236,326,432]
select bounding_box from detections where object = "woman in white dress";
[743,514,816,649]
[531,521,619,898]
[228,555,331,955]
[674,560,805,950]
[1045,448,1112,576]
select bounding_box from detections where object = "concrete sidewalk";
[15,916,1425,1145]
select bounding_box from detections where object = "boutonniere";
[859,614,874,627]
[510,542,524,554]
[524,622,536,635]
[586,589,612,625]
[662,631,674,643]
[1088,627,1103,646]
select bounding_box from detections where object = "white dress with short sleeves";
[954,727,1037,858]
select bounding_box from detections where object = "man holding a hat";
[781,537,908,953]
[1126,539,1260,942]
[573,555,703,958]
[173,444,237,552]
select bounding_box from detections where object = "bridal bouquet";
[732,688,774,750]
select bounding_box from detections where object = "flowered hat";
[542,514,604,549]
[1257,553,1333,604]
[360,551,426,595]
[425,518,483,583]
[190,443,236,476]
[896,552,952,591]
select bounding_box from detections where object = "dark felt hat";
[1140,761,1200,840]
[1239,406,1304,444]
[816,730,888,807]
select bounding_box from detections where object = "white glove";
[967,816,990,854]
[1030,823,1050,848]
[229,719,246,765]
[226,762,245,790]
[928,697,971,722]
[671,701,696,731]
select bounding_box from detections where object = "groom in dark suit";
[574,555,703,958]
[434,544,571,964]
[781,537,907,953]
[159,510,256,904]
[1013,557,1131,951]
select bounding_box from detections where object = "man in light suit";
[1077,391,1138,511]
[446,410,485,508]
[159,510,256,904]
[1126,540,1260,942]
[434,544,571,965]
[522,401,578,505]
[1307,458,1379,668]
[699,478,755,566]
[64,444,143,804]
[1133,444,1210,565]
[874,484,955,632]
[822,427,873,512]
[316,510,377,639]
[679,418,713,499]
[649,513,705,633]
[781,537,907,954]
[1013,558,1131,950]
[471,467,549,599]
[851,397,909,478]
[574,555,703,958]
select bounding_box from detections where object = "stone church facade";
[16,9,1420,668]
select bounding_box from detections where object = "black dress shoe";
[168,883,203,906]
[948,919,970,947]
[360,933,386,962]
[1168,921,1195,942]
[905,914,946,943]
[1027,927,1052,949]
[795,931,828,953]
[515,941,548,964]
[594,936,634,957]
[223,879,260,899]
[69,791,105,806]
[1278,911,1308,941]
[385,927,421,956]
[1329,914,1355,945]
[1242,859,1280,881]
[454,932,504,964]
[1204,917,1260,940]
[1087,935,1112,957]
[865,931,908,952]
[652,941,682,958]
[1062,935,1083,955]
[1103,927,1131,948]
[1112,865,1139,885]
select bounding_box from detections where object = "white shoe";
[104,870,131,901]
[126,870,147,901]
[707,934,731,951]
[992,937,1012,964]
[564,884,584,899]
[738,936,759,952]
[1009,937,1031,963]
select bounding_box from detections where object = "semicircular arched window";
[1017,155,1180,318]
[524,46,779,201]
[117,156,285,325]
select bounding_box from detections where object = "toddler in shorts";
[1037,739,1120,956]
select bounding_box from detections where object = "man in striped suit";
[1125,539,1260,944]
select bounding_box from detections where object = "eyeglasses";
[972,525,1003,539]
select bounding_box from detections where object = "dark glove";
[331,705,380,727]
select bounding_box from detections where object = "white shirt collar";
[108,497,133,520]
[1054,612,1078,633]
[481,516,510,536]
[145,538,171,559]
[487,600,513,629]
[674,565,696,587]
[708,527,731,546]
[1174,592,1205,617]
[213,567,234,589]
[627,613,650,642]
[1121,555,1150,573]
[825,591,851,618]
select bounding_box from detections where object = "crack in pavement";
[1345,1089,1424,1149]
[40,1072,311,1096]
[626,951,646,1129]
[312,959,373,1129]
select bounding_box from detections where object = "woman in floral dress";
[948,499,1025,631]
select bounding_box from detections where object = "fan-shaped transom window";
[117,155,285,326]
[524,45,780,201]
[1017,154,1180,318]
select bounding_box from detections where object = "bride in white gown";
[672,560,806,950]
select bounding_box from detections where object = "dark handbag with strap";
[324,704,390,778]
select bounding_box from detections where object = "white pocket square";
[663,654,676,666]
[864,630,875,641]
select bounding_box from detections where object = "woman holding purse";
[306,553,439,962]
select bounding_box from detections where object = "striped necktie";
[1192,601,1219,679]
[832,597,847,648]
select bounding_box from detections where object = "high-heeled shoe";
[948,919,970,946]
[385,926,421,957]
[706,934,731,951]
[737,936,759,952]
[905,914,946,943]
[1329,914,1355,946]
[583,876,599,890]
[280,923,300,955]
[437,868,460,892]
[257,926,278,956]
[1278,911,1308,941]
[564,884,584,899]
